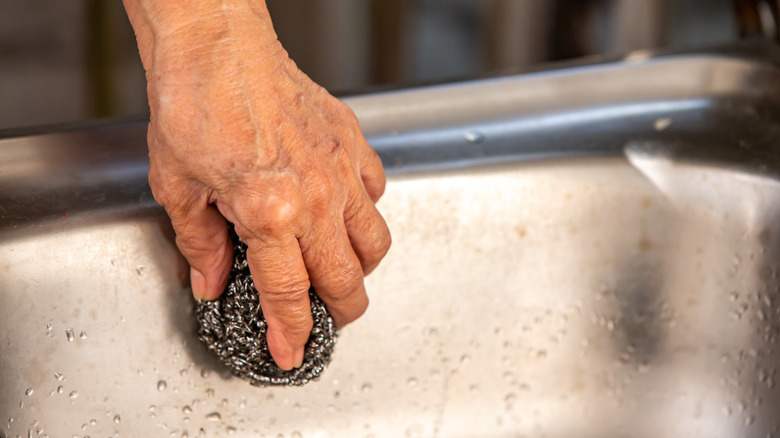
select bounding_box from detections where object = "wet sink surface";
[3,46,780,437]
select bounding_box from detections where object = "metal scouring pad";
[195,226,337,387]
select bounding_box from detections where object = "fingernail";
[190,267,206,301]
[293,347,305,369]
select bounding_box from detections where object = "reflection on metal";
[3,47,780,436]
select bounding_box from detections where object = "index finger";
[242,233,312,371]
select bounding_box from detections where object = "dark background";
[0,0,766,130]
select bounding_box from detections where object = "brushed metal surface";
[3,46,780,437]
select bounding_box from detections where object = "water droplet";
[504,393,517,408]
[226,426,237,435]
[723,405,733,417]
[200,368,211,379]
[113,414,121,424]
[157,380,167,391]
[198,428,206,438]
[205,388,215,398]
[407,377,418,386]
[65,329,74,342]
[239,398,247,409]
[181,432,189,438]
[179,368,188,377]
[745,415,755,426]
[68,390,78,399]
[46,322,53,332]
[730,291,740,302]
[89,419,97,426]
[57,386,63,394]
[361,382,372,393]
[219,398,229,407]
[182,405,193,415]
[460,354,471,364]
[79,331,87,340]
[205,412,221,422]
[464,131,486,144]
[136,265,146,276]
[54,372,64,381]
[25,387,33,396]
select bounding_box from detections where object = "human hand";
[124,0,391,370]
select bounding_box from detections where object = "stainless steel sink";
[3,45,780,437]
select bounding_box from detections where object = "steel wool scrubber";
[195,225,338,387]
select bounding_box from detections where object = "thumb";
[167,200,233,301]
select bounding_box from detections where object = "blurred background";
[0,0,777,130]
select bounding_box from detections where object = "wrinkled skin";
[123,0,391,370]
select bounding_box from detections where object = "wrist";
[124,0,280,73]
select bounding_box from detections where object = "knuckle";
[323,264,364,301]
[239,191,302,234]
[175,224,227,257]
[374,179,387,199]
[263,201,299,229]
[365,146,385,172]
[263,285,314,338]
[174,231,201,253]
[148,171,188,212]
[365,224,392,261]
[339,299,368,325]
[284,315,315,343]
[364,171,387,199]
[262,277,311,304]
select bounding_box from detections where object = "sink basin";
[3,45,780,437]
